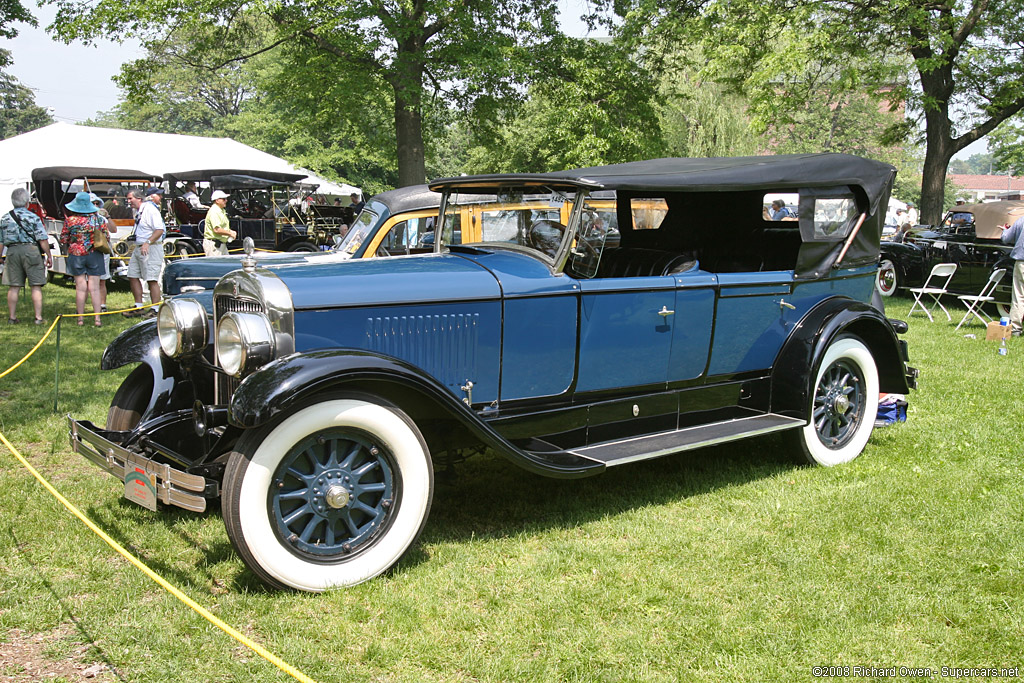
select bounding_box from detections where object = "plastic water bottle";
[999,317,1009,356]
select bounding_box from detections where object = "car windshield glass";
[439,188,576,260]
[334,208,379,255]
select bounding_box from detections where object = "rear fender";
[229,348,604,479]
[772,297,912,419]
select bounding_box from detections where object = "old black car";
[877,200,1023,316]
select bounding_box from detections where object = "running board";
[568,414,806,466]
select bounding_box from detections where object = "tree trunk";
[394,89,426,187]
[391,46,427,188]
[919,121,954,226]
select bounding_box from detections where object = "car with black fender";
[68,153,917,592]
[877,200,1023,316]
[29,166,163,280]
[162,169,328,256]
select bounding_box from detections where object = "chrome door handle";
[777,299,796,311]
[658,306,675,317]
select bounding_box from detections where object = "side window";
[813,197,858,238]
[631,198,668,230]
[763,193,799,222]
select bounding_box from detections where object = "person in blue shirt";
[1000,215,1024,336]
[768,199,794,221]
[1,188,53,324]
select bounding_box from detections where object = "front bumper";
[68,416,212,512]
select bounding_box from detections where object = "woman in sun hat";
[60,191,109,326]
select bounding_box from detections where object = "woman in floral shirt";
[60,191,109,326]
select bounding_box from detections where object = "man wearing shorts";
[1,188,52,324]
[123,187,165,318]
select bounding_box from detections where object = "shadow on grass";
[422,433,803,546]
[63,431,804,593]
[7,525,132,681]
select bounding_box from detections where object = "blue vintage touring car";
[70,154,916,592]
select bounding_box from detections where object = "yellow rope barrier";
[0,314,319,683]
[0,316,59,380]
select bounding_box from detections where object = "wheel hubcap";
[813,359,864,449]
[270,428,397,559]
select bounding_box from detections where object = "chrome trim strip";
[67,417,209,512]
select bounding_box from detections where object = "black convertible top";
[164,169,306,185]
[431,153,896,215]
[31,166,162,183]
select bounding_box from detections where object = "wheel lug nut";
[370,446,379,456]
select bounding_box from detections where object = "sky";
[0,2,990,160]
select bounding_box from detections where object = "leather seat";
[596,247,697,278]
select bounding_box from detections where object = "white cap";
[211,190,230,200]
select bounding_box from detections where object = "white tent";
[0,122,360,212]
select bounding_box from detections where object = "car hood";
[265,252,502,309]
[164,250,348,294]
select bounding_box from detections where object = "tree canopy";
[48,0,564,187]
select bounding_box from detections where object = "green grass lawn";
[1,282,1022,682]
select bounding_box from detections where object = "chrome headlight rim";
[157,299,209,359]
[216,311,276,378]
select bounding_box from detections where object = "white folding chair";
[954,268,1006,330]
[908,263,957,322]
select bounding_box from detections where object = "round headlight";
[157,299,209,359]
[216,311,276,378]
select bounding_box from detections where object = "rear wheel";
[222,396,433,592]
[106,365,154,431]
[876,259,898,297]
[792,337,879,466]
[289,241,318,252]
[177,241,198,258]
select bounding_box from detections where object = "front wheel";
[792,337,879,466]
[876,259,898,297]
[288,241,319,253]
[222,397,433,592]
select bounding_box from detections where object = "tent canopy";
[0,122,360,212]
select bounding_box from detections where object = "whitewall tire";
[222,397,433,592]
[794,337,879,467]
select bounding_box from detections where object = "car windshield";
[438,188,580,261]
[333,207,379,255]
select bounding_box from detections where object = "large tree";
[48,0,563,187]
[597,0,1024,223]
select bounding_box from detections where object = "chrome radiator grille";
[214,295,266,404]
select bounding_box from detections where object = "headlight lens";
[157,299,208,359]
[216,311,276,378]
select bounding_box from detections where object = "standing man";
[906,202,918,226]
[1,188,52,324]
[1001,214,1024,337]
[203,190,236,255]
[123,187,165,318]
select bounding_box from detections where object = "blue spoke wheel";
[223,397,433,592]
[794,337,879,466]
[271,428,398,560]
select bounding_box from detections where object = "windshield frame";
[434,186,589,271]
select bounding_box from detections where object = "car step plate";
[570,413,805,466]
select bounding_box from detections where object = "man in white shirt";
[123,187,166,318]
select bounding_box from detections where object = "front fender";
[771,297,912,419]
[229,348,605,479]
[100,320,195,423]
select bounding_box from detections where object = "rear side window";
[631,198,668,230]
[813,197,858,238]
